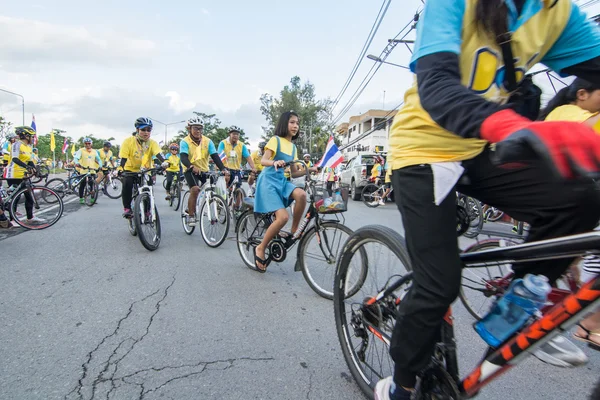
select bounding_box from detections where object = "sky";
[0,0,599,150]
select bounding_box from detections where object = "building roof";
[348,109,398,125]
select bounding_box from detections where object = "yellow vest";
[251,150,263,171]
[166,154,181,172]
[221,139,245,170]
[183,136,212,172]
[98,149,114,167]
[388,0,571,170]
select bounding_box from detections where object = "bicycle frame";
[129,169,159,224]
[365,230,600,397]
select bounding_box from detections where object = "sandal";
[253,247,270,273]
[573,323,600,351]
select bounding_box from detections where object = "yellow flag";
[50,131,56,151]
[71,143,76,156]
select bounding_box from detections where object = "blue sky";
[0,0,599,149]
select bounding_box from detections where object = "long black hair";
[476,0,508,41]
[274,111,300,141]
[538,78,600,120]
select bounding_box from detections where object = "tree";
[259,76,334,155]
[36,132,119,161]
[0,116,12,144]
[171,111,248,148]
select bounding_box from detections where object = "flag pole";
[53,150,55,174]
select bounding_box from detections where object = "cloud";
[201,8,210,15]
[0,15,156,72]
[165,91,197,114]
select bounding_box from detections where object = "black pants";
[165,171,176,192]
[390,149,600,388]
[326,181,334,197]
[78,175,95,199]
[183,170,207,189]
[7,179,34,219]
[121,175,144,209]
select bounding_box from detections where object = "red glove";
[481,109,600,179]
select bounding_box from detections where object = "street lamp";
[149,118,187,146]
[366,54,410,70]
[0,88,25,125]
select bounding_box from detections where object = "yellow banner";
[50,131,56,152]
[71,143,76,156]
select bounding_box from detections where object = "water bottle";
[334,189,343,203]
[474,274,551,348]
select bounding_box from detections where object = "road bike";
[361,178,394,208]
[123,167,162,251]
[97,167,123,199]
[236,160,361,299]
[165,172,184,211]
[334,224,600,399]
[45,167,99,206]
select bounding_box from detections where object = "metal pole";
[383,90,386,109]
[0,88,25,125]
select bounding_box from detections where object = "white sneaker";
[533,335,588,367]
[374,377,394,400]
[186,215,197,226]
[26,216,44,223]
[379,200,385,206]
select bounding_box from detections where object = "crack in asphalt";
[306,369,314,400]
[65,276,275,399]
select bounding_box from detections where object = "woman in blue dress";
[254,111,318,272]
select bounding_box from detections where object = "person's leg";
[184,171,200,218]
[121,176,134,211]
[326,181,333,197]
[389,165,462,391]
[290,188,307,234]
[165,171,174,194]
[78,176,86,200]
[255,208,288,270]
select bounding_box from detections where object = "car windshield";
[362,156,377,165]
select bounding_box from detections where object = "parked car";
[339,153,385,201]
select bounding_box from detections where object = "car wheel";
[351,181,361,201]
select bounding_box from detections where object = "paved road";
[0,179,597,399]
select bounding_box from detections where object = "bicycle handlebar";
[122,166,164,177]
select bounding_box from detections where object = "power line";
[330,0,391,112]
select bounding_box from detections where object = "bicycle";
[181,171,229,248]
[0,172,63,229]
[361,178,393,208]
[45,167,99,206]
[123,167,162,251]
[333,224,600,399]
[235,160,361,299]
[97,167,123,199]
[166,172,185,211]
[226,171,246,224]
[30,162,50,184]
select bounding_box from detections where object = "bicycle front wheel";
[172,183,182,211]
[44,178,68,201]
[134,193,161,251]
[298,221,357,299]
[181,190,195,234]
[230,187,246,222]
[84,179,99,206]
[200,194,229,247]
[333,225,413,398]
[361,184,381,208]
[10,186,64,230]
[104,176,123,199]
[236,210,269,270]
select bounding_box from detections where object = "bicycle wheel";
[361,184,381,208]
[133,192,161,251]
[84,178,99,206]
[230,187,246,222]
[44,178,68,201]
[298,221,358,299]
[172,182,181,211]
[10,186,64,230]
[459,240,516,320]
[181,190,195,235]
[236,210,270,270]
[200,194,229,247]
[104,176,123,199]
[333,225,413,398]
[162,177,168,190]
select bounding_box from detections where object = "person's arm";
[120,158,127,169]
[95,152,102,171]
[73,150,82,166]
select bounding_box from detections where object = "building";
[335,109,397,159]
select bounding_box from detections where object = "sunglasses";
[140,128,152,132]
[191,126,203,131]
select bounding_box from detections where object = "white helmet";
[187,116,204,126]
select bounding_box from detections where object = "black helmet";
[103,141,112,148]
[15,126,35,140]
[134,117,153,129]
[258,141,266,149]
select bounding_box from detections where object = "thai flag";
[61,138,69,154]
[317,136,344,168]
[31,114,37,146]
[219,150,227,163]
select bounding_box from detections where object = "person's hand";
[76,163,82,168]
[482,109,600,179]
[161,161,169,169]
[273,160,286,170]
[223,169,230,176]
[192,166,201,175]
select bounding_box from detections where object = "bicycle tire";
[84,178,99,206]
[200,193,229,248]
[459,240,516,320]
[181,190,195,235]
[298,221,358,299]
[162,177,168,190]
[333,225,413,398]
[361,184,381,208]
[44,178,68,200]
[236,209,269,271]
[173,183,181,211]
[103,176,123,199]
[10,186,64,230]
[128,217,137,236]
[133,192,161,251]
[231,187,246,223]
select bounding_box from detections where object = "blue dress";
[254,137,298,213]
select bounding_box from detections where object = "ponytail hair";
[476,0,508,40]
[538,78,600,120]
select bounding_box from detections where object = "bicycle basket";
[314,182,349,214]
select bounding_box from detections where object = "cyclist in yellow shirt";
[96,141,116,185]
[248,141,265,188]
[218,127,256,189]
[74,137,102,204]
[119,118,166,218]
[2,133,16,167]
[164,143,181,201]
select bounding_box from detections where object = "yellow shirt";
[5,140,32,179]
[181,136,215,172]
[165,153,181,172]
[371,164,382,180]
[75,148,102,173]
[219,138,248,170]
[98,149,115,168]
[265,136,297,178]
[387,0,571,170]
[119,136,161,172]
[545,104,597,124]
[251,150,263,172]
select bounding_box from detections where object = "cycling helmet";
[103,141,112,148]
[228,126,242,134]
[7,133,16,139]
[169,143,179,150]
[15,126,35,140]
[83,137,93,144]
[303,153,311,158]
[187,116,204,126]
[258,141,266,149]
[134,117,153,129]
[32,147,38,152]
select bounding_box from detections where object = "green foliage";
[259,76,334,155]
[0,116,13,143]
[171,111,249,148]
[36,131,119,161]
